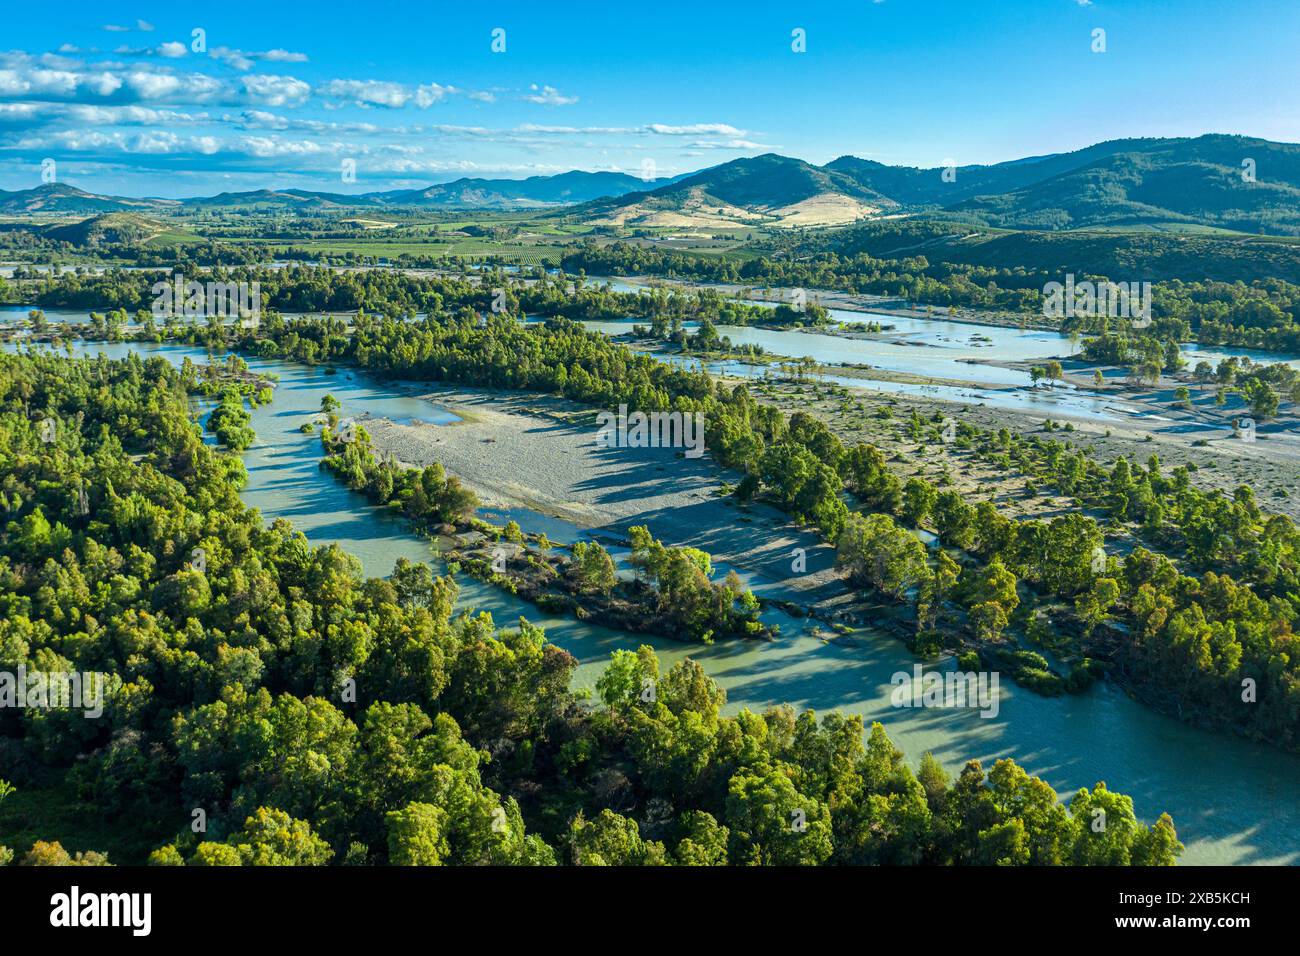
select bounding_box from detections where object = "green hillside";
[42,213,199,248]
[945,135,1300,234]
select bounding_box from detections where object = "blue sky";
[1,0,1297,197]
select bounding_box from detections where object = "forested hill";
[938,136,1300,233]
[785,218,1300,286]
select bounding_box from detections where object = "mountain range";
[5,135,1300,234]
[573,135,1300,234]
[0,171,677,216]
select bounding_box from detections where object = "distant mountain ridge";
[5,135,1300,233]
[575,154,896,228]
[0,170,679,215]
[371,171,679,208]
[0,182,179,215]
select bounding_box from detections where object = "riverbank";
[1025,358,1300,517]
[352,384,848,609]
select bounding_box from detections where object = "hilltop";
[577,154,895,228]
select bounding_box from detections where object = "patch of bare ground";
[355,385,850,611]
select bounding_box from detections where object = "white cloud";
[210,47,309,70]
[415,83,456,107]
[0,54,250,105]
[522,84,577,106]
[0,67,82,98]
[75,103,208,124]
[261,49,308,63]
[232,109,381,134]
[36,52,81,69]
[511,122,751,139]
[0,102,208,126]
[157,42,187,59]
[0,102,41,123]
[516,124,630,134]
[649,123,746,136]
[319,78,483,109]
[239,74,311,107]
[320,78,411,108]
[210,47,253,70]
[688,138,774,149]
[120,71,183,99]
[236,108,290,130]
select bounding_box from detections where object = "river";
[5,332,1298,866]
[12,302,1299,424]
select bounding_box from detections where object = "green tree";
[569,540,617,595]
[386,802,450,865]
[725,765,833,866]
[836,512,929,598]
[901,477,937,527]
[570,810,666,866]
[1075,577,1121,636]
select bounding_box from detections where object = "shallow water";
[6,335,1300,864]
[588,281,1300,379]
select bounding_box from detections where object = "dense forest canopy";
[0,349,1182,866]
